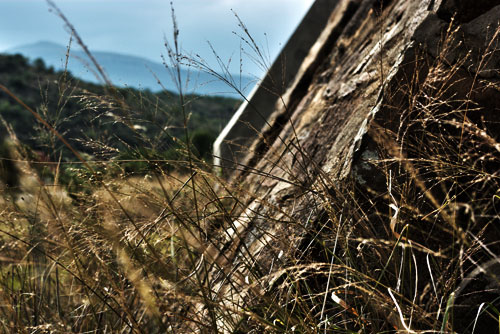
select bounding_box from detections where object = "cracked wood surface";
[208,0,500,331]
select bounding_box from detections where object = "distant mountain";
[4,41,255,97]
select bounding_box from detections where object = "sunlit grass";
[0,3,499,333]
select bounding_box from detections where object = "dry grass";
[0,4,500,334]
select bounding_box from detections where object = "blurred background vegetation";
[0,53,239,165]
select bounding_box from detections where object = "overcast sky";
[0,0,314,76]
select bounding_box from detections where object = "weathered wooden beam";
[213,0,339,176]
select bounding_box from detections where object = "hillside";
[5,41,255,97]
[0,53,241,165]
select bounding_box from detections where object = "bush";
[191,129,216,160]
[0,140,19,188]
